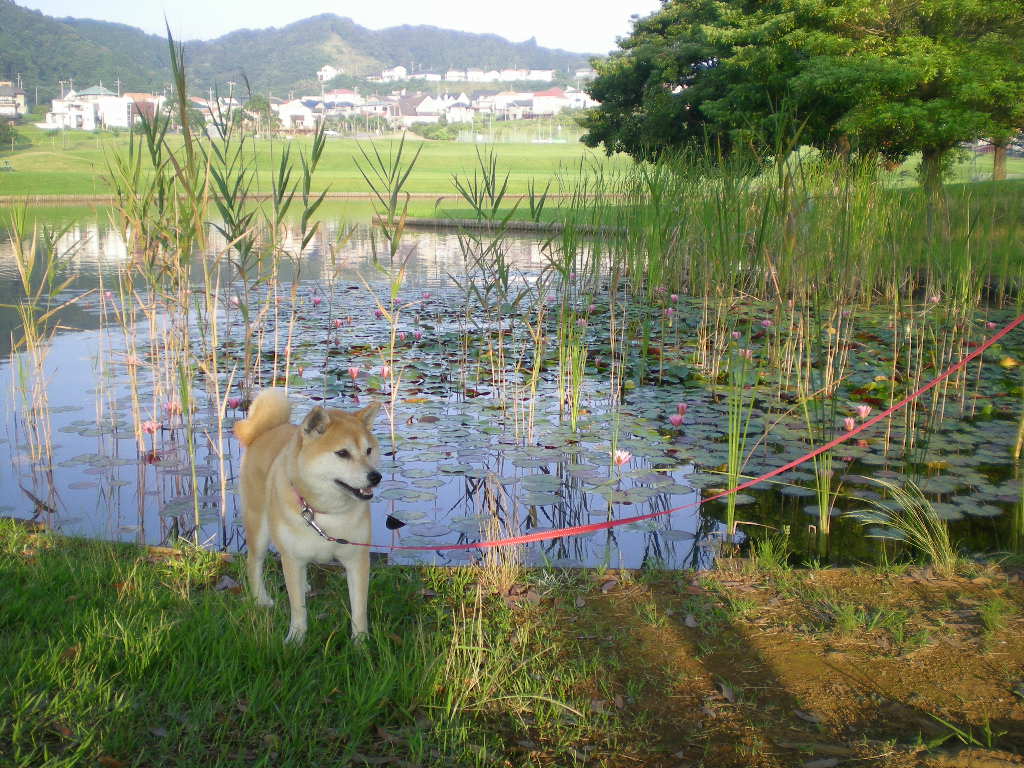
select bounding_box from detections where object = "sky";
[21,0,663,54]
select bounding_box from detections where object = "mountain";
[0,0,593,103]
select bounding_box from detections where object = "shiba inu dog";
[234,388,382,644]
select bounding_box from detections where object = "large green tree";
[582,0,1024,191]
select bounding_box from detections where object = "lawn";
[0,126,617,198]
[2,520,1022,767]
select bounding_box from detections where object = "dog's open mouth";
[334,479,375,500]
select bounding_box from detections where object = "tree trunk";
[993,140,1008,182]
[920,146,945,201]
[920,146,948,238]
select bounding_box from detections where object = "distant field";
[0,126,618,198]
[1,124,1020,199]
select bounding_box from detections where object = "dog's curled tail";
[234,388,291,447]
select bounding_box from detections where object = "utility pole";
[16,73,22,89]
[115,77,121,97]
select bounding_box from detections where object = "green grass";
[0,126,615,197]
[0,521,614,767]
[5,123,1021,199]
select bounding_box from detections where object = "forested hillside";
[0,0,591,100]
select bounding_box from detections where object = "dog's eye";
[366,447,372,456]
[335,449,351,459]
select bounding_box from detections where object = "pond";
[2,209,1022,569]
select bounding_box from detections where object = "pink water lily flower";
[332,318,343,329]
[855,404,871,420]
[670,294,679,302]
[228,397,241,409]
[669,413,684,428]
[380,365,391,378]
[843,417,856,432]
[731,331,742,340]
[312,296,322,307]
[348,366,360,380]
[374,309,384,319]
[422,291,432,300]
[141,420,161,435]
[414,330,423,341]
[612,449,632,466]
[676,403,688,417]
[761,319,773,328]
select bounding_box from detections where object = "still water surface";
[1,211,720,569]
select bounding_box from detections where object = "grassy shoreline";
[3,520,1023,767]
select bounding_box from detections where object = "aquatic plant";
[847,479,961,579]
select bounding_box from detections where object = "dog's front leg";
[345,547,370,639]
[281,552,310,644]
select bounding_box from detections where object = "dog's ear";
[357,401,382,427]
[302,406,329,435]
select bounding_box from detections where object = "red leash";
[351,313,1024,552]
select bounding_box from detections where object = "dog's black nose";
[367,471,382,487]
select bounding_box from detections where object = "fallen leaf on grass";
[684,614,699,628]
[600,578,618,594]
[148,726,168,738]
[98,757,127,768]
[574,596,586,609]
[60,645,80,662]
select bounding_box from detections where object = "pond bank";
[2,519,1022,767]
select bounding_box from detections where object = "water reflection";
[0,215,718,570]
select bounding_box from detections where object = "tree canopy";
[581,0,1024,186]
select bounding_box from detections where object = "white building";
[532,87,572,115]
[382,66,408,82]
[325,88,364,108]
[527,70,554,83]
[317,65,341,83]
[445,70,467,82]
[565,87,599,110]
[0,82,27,117]
[275,99,318,130]
[498,69,524,82]
[44,85,143,130]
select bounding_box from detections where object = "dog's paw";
[254,594,274,608]
[284,626,306,645]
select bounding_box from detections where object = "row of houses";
[33,81,598,134]
[275,86,599,130]
[316,65,596,85]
